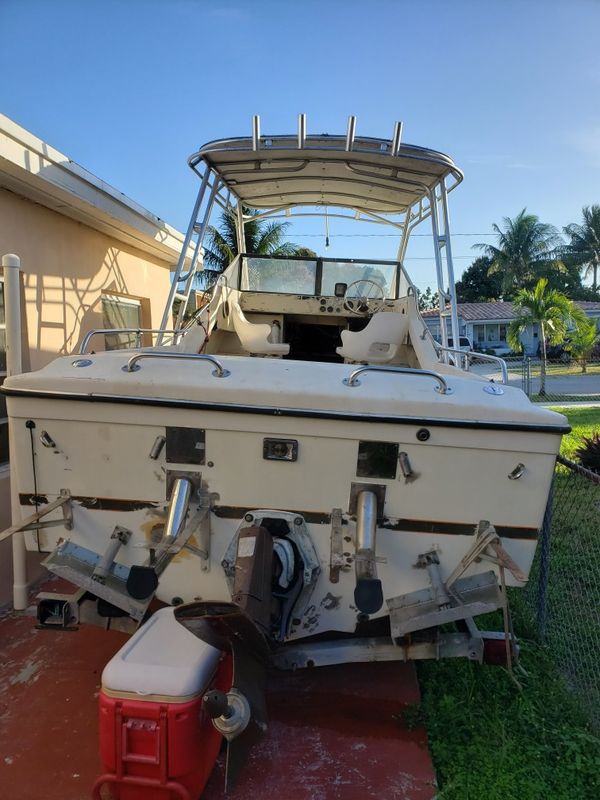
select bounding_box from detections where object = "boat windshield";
[240,256,398,298]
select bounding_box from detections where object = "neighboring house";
[422,301,600,355]
[0,114,191,603]
[422,302,518,354]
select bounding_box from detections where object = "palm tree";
[508,278,585,396]
[565,317,600,373]
[475,209,564,296]
[202,205,303,282]
[563,205,600,293]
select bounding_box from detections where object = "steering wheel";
[343,279,386,316]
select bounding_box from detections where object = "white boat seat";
[231,301,290,356]
[336,311,409,363]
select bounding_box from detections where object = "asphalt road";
[508,371,600,396]
[470,361,600,397]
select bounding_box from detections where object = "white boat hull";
[5,353,564,640]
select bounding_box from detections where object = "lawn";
[418,406,600,799]
[418,616,600,800]
[553,405,600,460]
[543,362,600,377]
[505,360,600,378]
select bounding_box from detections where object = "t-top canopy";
[158,117,464,346]
[190,123,463,216]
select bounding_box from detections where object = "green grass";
[531,394,600,403]
[418,603,600,799]
[506,362,600,378]
[553,406,600,460]
[418,408,600,798]
[543,363,600,377]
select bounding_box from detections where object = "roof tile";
[422,299,600,321]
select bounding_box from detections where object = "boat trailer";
[2,489,523,798]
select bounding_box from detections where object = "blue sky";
[1,0,599,290]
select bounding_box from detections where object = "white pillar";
[2,253,27,610]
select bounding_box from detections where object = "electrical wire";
[290,232,496,238]
[26,421,42,552]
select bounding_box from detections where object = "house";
[421,301,600,355]
[0,114,191,604]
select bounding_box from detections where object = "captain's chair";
[336,311,409,363]
[231,301,290,356]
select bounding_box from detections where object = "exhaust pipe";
[127,477,193,600]
[354,490,383,615]
[163,477,193,546]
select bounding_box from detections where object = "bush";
[575,432,600,474]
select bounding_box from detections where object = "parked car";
[489,345,512,357]
[536,340,572,363]
[446,336,473,352]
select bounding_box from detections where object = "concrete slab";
[0,611,436,800]
[0,613,128,800]
[204,661,437,800]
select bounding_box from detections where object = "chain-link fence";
[452,354,600,403]
[504,356,600,403]
[523,455,600,731]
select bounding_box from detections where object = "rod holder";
[345,115,356,152]
[392,121,403,156]
[298,113,306,148]
[252,115,261,151]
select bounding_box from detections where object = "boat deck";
[0,584,436,800]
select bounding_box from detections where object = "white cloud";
[506,162,536,170]
[466,155,535,170]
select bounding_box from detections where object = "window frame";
[101,292,143,351]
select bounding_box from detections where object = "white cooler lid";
[102,607,222,698]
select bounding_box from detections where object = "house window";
[486,323,499,343]
[499,324,507,342]
[101,294,142,350]
[473,324,485,344]
[0,278,8,465]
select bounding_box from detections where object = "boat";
[2,115,569,793]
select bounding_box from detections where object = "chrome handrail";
[436,346,508,385]
[343,365,450,394]
[124,352,230,377]
[79,328,182,354]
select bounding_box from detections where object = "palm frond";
[201,204,303,274]
[475,209,566,294]
[562,205,600,289]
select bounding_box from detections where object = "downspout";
[3,253,27,610]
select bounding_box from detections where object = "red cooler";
[94,607,231,800]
